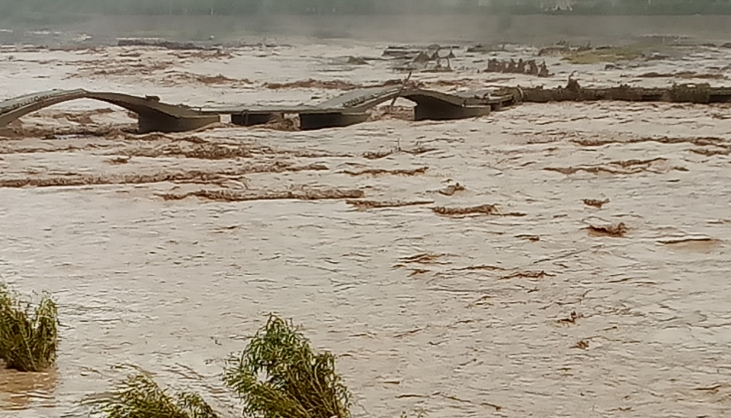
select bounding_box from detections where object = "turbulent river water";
[1,36,730,418]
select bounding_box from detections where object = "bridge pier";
[231,112,277,127]
[299,112,369,130]
[137,113,220,133]
[411,96,491,121]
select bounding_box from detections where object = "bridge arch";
[0,89,219,133]
[230,86,506,130]
[303,87,498,130]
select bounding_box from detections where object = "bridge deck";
[200,86,515,116]
[0,89,86,114]
[1,86,516,133]
[199,105,353,115]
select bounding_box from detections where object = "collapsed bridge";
[204,85,517,130]
[0,86,516,133]
[2,82,730,134]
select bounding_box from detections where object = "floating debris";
[342,167,428,176]
[499,270,554,280]
[346,200,433,209]
[362,149,395,160]
[583,198,610,208]
[117,38,209,50]
[438,183,465,196]
[159,187,364,202]
[557,311,583,325]
[432,204,499,216]
[587,222,628,237]
[399,253,447,264]
[516,234,541,242]
[432,204,525,217]
[0,163,329,189]
[546,158,674,175]
[106,156,131,165]
[573,341,590,350]
[346,56,368,65]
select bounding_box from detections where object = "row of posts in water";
[486,59,551,77]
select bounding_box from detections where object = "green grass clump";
[95,372,220,418]
[0,283,59,372]
[95,314,352,418]
[564,46,645,64]
[224,314,352,418]
[563,43,676,64]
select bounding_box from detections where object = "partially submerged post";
[388,70,413,114]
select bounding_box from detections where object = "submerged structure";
[0,86,516,133]
[0,89,218,133]
[2,82,731,134]
[208,86,515,130]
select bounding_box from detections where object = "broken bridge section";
[205,86,517,130]
[0,89,219,133]
[4,82,731,134]
[0,87,515,133]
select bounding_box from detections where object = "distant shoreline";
[1,14,730,46]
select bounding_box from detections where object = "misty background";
[3,0,731,17]
[2,0,731,44]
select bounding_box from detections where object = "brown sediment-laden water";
[1,38,731,418]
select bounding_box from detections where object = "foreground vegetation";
[95,314,352,418]
[0,283,59,372]
[96,373,220,418]
[0,282,351,417]
[224,315,351,418]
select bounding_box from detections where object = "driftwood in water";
[496,81,731,104]
[117,38,207,50]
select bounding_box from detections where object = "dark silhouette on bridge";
[0,87,516,133]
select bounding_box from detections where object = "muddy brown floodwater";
[1,40,731,418]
